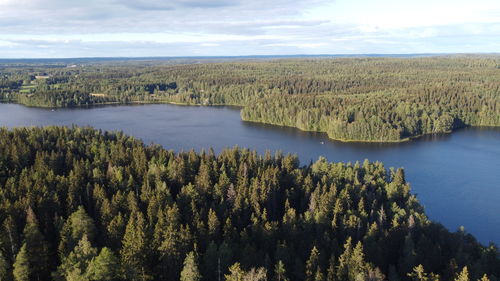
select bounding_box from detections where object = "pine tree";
[13,244,29,281]
[337,237,353,281]
[408,265,439,281]
[274,260,287,281]
[408,265,427,281]
[87,247,121,281]
[207,208,220,238]
[245,267,267,281]
[478,274,490,281]
[326,256,336,281]
[53,235,97,281]
[180,251,201,281]
[58,206,97,258]
[349,242,368,280]
[454,266,469,281]
[157,205,192,281]
[120,211,151,281]
[23,208,50,280]
[225,263,244,281]
[306,246,321,281]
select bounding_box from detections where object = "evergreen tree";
[455,266,469,281]
[22,208,50,281]
[225,263,245,281]
[59,206,97,258]
[479,274,491,281]
[326,256,336,281]
[245,267,267,281]
[208,208,220,238]
[0,251,8,281]
[180,251,201,281]
[0,127,498,281]
[408,265,439,281]
[13,244,29,281]
[120,211,151,281]
[87,248,121,281]
[306,246,321,281]
[274,260,287,281]
[53,235,97,281]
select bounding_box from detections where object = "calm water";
[1,103,499,245]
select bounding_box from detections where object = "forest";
[0,56,498,142]
[0,126,498,281]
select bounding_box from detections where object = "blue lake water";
[1,103,499,245]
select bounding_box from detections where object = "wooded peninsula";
[0,126,498,281]
[1,56,498,142]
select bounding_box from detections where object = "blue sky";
[0,0,499,58]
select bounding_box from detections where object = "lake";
[1,103,499,245]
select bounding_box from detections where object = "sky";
[0,0,499,58]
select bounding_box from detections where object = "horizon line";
[1,52,500,61]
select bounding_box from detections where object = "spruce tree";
[225,263,244,281]
[23,208,50,280]
[13,244,29,281]
[306,246,321,281]
[120,211,150,281]
[58,206,97,258]
[87,247,121,281]
[274,260,287,281]
[180,251,201,281]
[53,235,97,281]
[454,266,469,281]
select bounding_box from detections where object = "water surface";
[1,103,499,245]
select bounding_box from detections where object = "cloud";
[0,0,498,57]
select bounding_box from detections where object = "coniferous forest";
[0,126,498,281]
[1,56,499,142]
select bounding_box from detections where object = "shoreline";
[2,100,498,143]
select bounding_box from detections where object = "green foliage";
[454,267,469,281]
[87,248,121,281]
[2,56,499,142]
[274,260,287,281]
[0,126,498,281]
[180,252,201,281]
[224,263,267,281]
[53,235,97,281]
[22,208,50,280]
[305,247,321,281]
[12,244,29,281]
[0,251,8,281]
[59,206,97,258]
[408,265,440,281]
[120,211,151,281]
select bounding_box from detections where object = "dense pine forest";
[1,56,499,142]
[0,126,498,281]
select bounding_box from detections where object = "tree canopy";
[1,56,498,142]
[0,126,498,280]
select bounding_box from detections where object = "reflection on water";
[0,103,499,245]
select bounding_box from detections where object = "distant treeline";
[0,126,498,281]
[1,56,499,141]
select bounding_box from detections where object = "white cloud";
[0,0,498,57]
